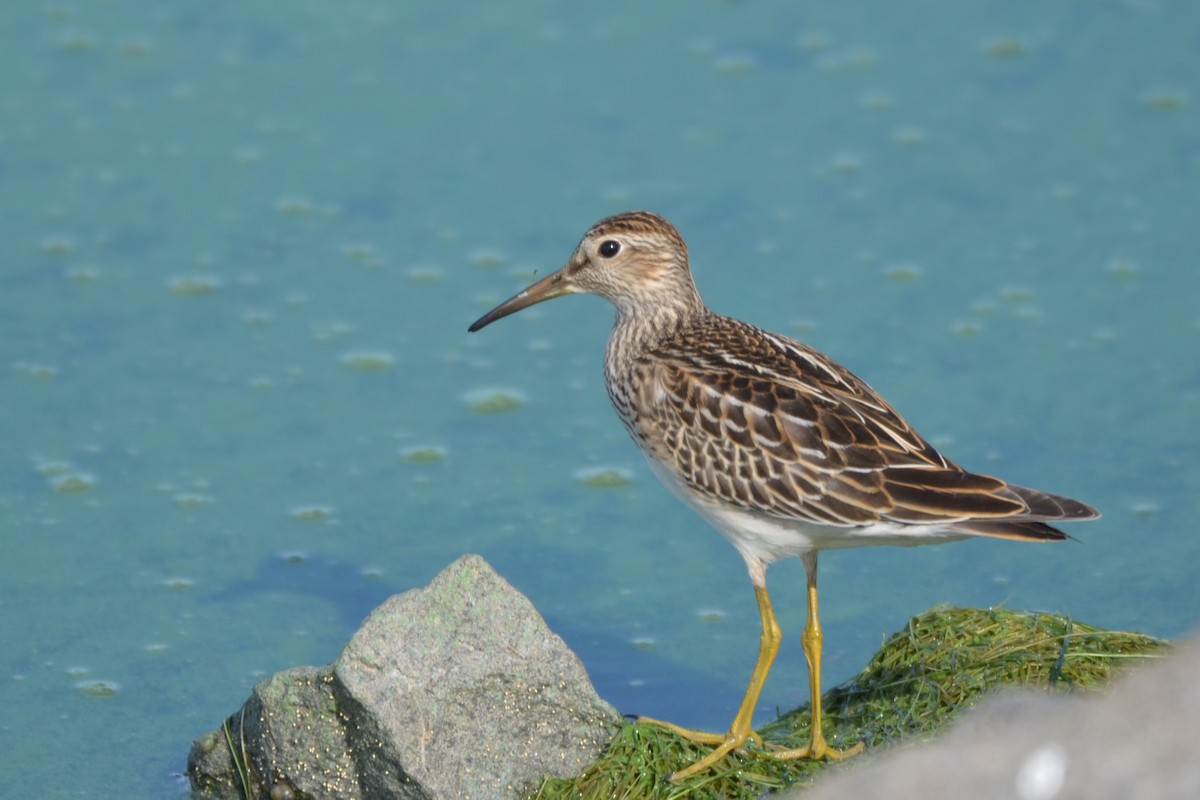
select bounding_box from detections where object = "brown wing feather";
[629,313,1098,533]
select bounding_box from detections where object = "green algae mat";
[530,605,1167,800]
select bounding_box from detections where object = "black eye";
[598,240,621,258]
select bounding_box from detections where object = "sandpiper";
[468,211,1098,781]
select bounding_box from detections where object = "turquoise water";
[2,3,1196,797]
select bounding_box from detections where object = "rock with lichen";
[187,555,622,800]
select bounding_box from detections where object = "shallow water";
[2,3,1197,797]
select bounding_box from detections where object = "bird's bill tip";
[467,268,572,332]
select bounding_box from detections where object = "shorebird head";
[468,211,704,332]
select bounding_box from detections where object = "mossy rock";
[530,606,1167,800]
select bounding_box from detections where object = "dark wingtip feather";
[956,519,1073,541]
[1002,483,1101,522]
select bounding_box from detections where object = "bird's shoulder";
[636,313,947,470]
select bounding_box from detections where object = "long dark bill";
[467,267,572,332]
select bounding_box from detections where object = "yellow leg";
[639,555,862,781]
[638,582,781,781]
[773,553,864,761]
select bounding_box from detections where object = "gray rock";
[794,635,1200,800]
[188,666,356,799]
[188,554,623,799]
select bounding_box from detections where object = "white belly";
[642,454,972,569]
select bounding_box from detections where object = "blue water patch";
[1,3,1196,797]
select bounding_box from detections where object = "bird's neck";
[605,300,705,383]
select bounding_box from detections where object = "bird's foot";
[635,715,766,781]
[767,732,865,761]
[634,715,764,748]
[635,716,866,783]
